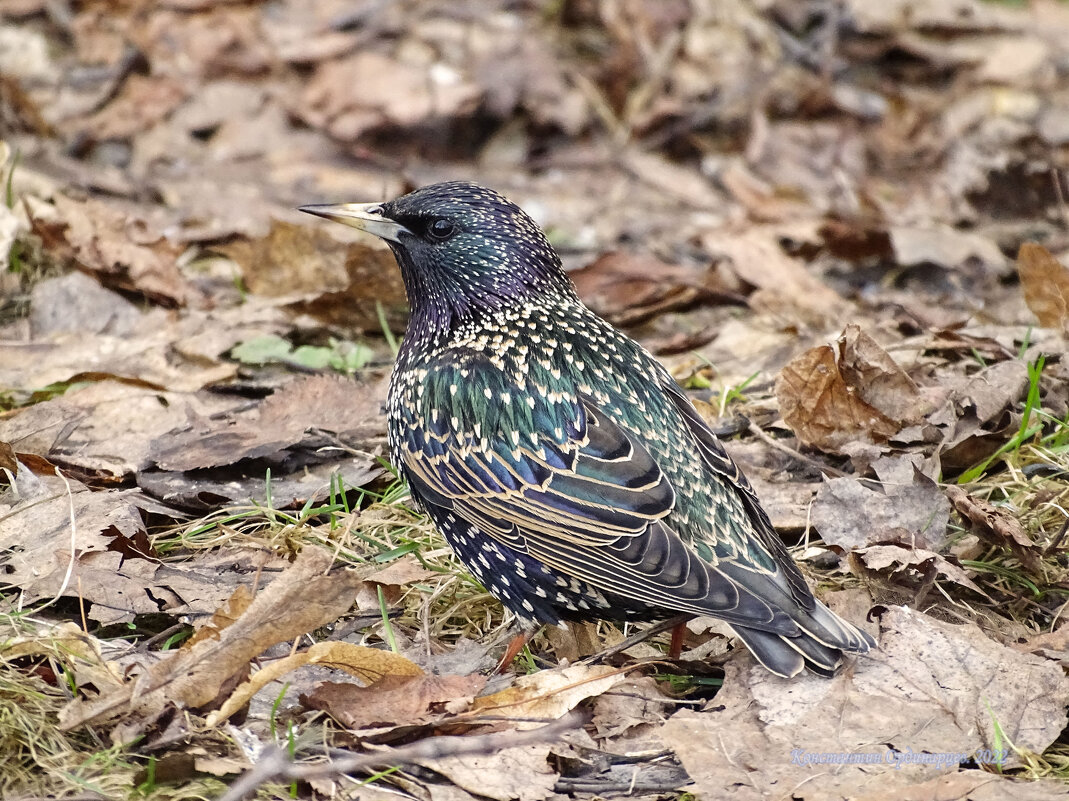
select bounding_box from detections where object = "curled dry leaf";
[473,664,626,729]
[776,325,926,453]
[1017,242,1069,331]
[300,672,486,732]
[207,642,424,728]
[659,606,1069,801]
[59,546,362,734]
[945,485,1041,572]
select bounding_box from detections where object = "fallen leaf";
[890,225,1007,272]
[570,250,738,327]
[297,50,481,142]
[186,585,254,648]
[473,664,626,728]
[856,544,986,596]
[148,374,386,472]
[0,381,236,480]
[811,455,951,551]
[364,555,440,588]
[59,546,363,733]
[36,195,191,307]
[301,673,486,731]
[838,325,931,424]
[590,676,674,740]
[208,642,425,728]
[776,341,894,451]
[425,745,558,801]
[777,326,929,453]
[706,227,845,322]
[29,271,143,337]
[659,606,1069,800]
[1017,242,1069,331]
[945,485,1041,572]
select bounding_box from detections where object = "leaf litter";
[1,0,1069,799]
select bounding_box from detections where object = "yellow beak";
[298,201,409,243]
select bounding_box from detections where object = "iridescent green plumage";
[301,182,874,677]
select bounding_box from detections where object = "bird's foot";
[494,631,532,674]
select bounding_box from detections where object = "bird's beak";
[298,202,409,243]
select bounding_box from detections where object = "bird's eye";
[427,218,456,241]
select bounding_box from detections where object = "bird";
[300,181,875,678]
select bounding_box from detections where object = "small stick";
[217,711,584,801]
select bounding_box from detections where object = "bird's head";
[301,181,576,333]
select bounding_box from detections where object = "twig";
[582,615,691,664]
[746,422,845,478]
[217,711,585,801]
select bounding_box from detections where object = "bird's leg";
[494,630,533,674]
[583,614,692,664]
[669,621,688,659]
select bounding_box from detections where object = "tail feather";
[730,602,874,678]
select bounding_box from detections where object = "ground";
[1,0,1069,799]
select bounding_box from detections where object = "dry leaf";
[811,455,951,551]
[473,664,625,728]
[660,606,1069,800]
[207,642,424,727]
[777,326,927,453]
[300,672,486,731]
[424,745,558,801]
[706,227,844,322]
[570,250,736,327]
[59,547,362,733]
[186,585,254,648]
[1017,242,1069,331]
[40,195,191,307]
[149,374,385,472]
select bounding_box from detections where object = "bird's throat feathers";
[389,236,577,340]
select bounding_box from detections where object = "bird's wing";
[659,379,815,609]
[396,354,789,628]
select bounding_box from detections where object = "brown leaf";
[705,228,845,322]
[208,642,425,728]
[59,546,363,733]
[856,544,986,596]
[1017,242,1069,330]
[302,673,486,731]
[838,325,930,424]
[297,51,481,142]
[776,325,928,453]
[364,555,440,588]
[890,225,1006,271]
[659,606,1069,801]
[0,381,235,480]
[82,74,187,139]
[149,374,386,472]
[186,585,254,648]
[424,745,558,801]
[945,485,1041,573]
[39,195,191,307]
[0,469,150,609]
[570,250,738,327]
[220,220,404,324]
[776,341,896,452]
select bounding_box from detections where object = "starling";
[300,182,874,677]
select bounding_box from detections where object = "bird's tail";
[729,601,875,678]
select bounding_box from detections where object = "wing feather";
[398,356,797,631]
